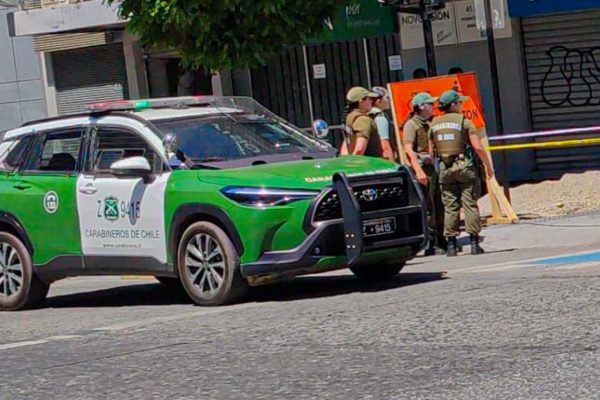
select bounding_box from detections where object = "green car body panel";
[0,172,82,265]
[164,156,399,265]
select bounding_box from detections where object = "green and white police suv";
[0,97,426,310]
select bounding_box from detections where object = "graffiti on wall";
[541,45,600,107]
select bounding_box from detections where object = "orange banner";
[388,72,487,133]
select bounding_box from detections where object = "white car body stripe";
[76,173,170,264]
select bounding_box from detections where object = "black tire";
[155,276,183,288]
[0,232,49,311]
[350,261,405,282]
[177,221,248,306]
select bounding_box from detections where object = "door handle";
[13,182,31,190]
[78,184,98,195]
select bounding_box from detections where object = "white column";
[39,51,58,117]
[122,32,149,99]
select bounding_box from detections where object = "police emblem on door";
[104,197,120,222]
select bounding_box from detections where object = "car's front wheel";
[177,222,248,306]
[0,232,49,311]
[350,261,405,282]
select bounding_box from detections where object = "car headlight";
[220,186,319,207]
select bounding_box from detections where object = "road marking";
[554,262,600,270]
[0,335,83,352]
[0,340,49,351]
[92,302,260,332]
[533,250,600,265]
[451,249,600,274]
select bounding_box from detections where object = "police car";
[0,97,426,310]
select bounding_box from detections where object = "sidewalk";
[480,213,600,251]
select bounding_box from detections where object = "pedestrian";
[403,92,446,256]
[430,90,494,257]
[369,86,395,161]
[342,87,382,157]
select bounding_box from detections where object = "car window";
[154,115,329,163]
[0,136,32,172]
[91,128,163,175]
[24,130,82,173]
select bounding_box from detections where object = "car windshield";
[154,115,330,163]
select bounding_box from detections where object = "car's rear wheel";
[177,222,248,306]
[0,232,49,311]
[350,261,405,282]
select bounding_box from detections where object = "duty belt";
[440,153,466,168]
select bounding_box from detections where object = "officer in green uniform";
[403,92,446,256]
[430,90,494,257]
[343,87,382,157]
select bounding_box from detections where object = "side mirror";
[163,133,177,159]
[111,156,153,182]
[312,119,330,139]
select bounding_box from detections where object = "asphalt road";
[1,214,600,399]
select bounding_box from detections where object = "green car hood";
[197,156,399,190]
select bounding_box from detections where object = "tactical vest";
[431,113,467,156]
[345,109,382,157]
[408,117,431,154]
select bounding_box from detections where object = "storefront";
[509,0,600,174]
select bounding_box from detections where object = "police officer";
[430,90,494,257]
[369,86,395,161]
[403,92,445,256]
[343,87,382,157]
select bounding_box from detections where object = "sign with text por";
[307,0,396,44]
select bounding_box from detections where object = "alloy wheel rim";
[0,242,24,299]
[185,233,225,298]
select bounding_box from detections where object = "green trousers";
[422,163,445,246]
[439,164,482,237]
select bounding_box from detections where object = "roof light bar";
[86,96,217,112]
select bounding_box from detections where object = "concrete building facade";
[7,0,600,180]
[0,4,45,131]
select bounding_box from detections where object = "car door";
[76,122,171,272]
[6,127,86,269]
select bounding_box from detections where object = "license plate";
[363,217,396,238]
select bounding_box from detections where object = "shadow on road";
[45,283,193,308]
[43,272,447,309]
[250,272,447,303]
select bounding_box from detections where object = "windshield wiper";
[194,156,229,163]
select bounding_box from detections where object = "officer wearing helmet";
[430,90,494,257]
[404,92,445,256]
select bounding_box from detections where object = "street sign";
[306,0,396,43]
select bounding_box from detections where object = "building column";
[122,32,149,99]
[39,51,58,117]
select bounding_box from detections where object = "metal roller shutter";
[52,44,129,115]
[522,11,600,172]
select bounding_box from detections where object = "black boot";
[446,237,457,257]
[424,241,445,256]
[470,235,485,255]
[424,241,437,256]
